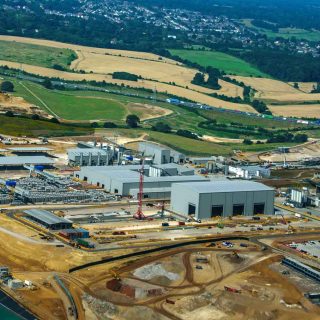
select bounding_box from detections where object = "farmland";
[231,76,320,104]
[0,40,76,69]
[169,49,268,77]
[0,36,254,112]
[269,104,320,118]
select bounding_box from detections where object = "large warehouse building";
[24,209,73,230]
[171,181,274,219]
[75,164,208,198]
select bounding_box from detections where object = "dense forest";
[237,49,320,82]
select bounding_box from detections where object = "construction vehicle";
[68,307,74,316]
[287,225,296,233]
[166,298,175,305]
[232,251,240,259]
[110,270,121,281]
[224,286,241,293]
[39,233,54,241]
[280,214,287,225]
[54,210,65,217]
[206,242,216,247]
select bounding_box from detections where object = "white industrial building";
[227,165,271,179]
[75,164,207,199]
[171,180,274,219]
[139,142,185,165]
[68,148,114,166]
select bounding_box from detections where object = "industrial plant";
[0,135,319,320]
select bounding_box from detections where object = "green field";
[169,49,268,77]
[11,82,127,121]
[263,28,320,42]
[240,19,320,42]
[0,115,92,137]
[98,128,297,156]
[198,109,306,129]
[0,40,76,69]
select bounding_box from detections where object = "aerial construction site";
[0,134,319,320]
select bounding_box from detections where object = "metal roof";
[77,165,206,183]
[116,173,207,183]
[68,148,108,156]
[9,147,53,152]
[24,209,72,225]
[173,181,274,193]
[139,141,169,151]
[283,257,320,277]
[0,156,54,166]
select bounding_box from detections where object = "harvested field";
[0,35,178,64]
[289,82,317,93]
[269,104,320,117]
[71,51,243,98]
[232,76,320,103]
[0,60,253,112]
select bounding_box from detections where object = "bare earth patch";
[0,91,48,117]
[126,103,173,120]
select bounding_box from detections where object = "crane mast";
[134,159,146,220]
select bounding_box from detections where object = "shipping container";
[76,238,95,248]
[5,180,16,187]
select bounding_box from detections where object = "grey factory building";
[171,180,274,219]
[139,142,185,165]
[68,148,114,166]
[0,156,54,168]
[23,209,73,230]
[75,164,208,199]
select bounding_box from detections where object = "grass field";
[0,115,92,137]
[4,77,173,122]
[100,128,298,156]
[0,40,76,69]
[169,49,268,77]
[198,109,306,129]
[11,82,127,121]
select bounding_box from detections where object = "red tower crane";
[133,160,146,220]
